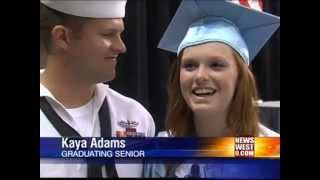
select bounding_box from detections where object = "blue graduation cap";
[158,0,280,64]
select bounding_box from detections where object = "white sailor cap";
[40,0,127,18]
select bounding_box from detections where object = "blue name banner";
[40,137,280,159]
[40,137,279,179]
[41,137,201,159]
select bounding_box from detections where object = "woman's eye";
[210,62,226,69]
[183,63,196,71]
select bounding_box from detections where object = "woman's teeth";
[192,88,216,96]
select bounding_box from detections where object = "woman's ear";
[51,25,72,51]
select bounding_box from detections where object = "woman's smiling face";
[179,42,239,115]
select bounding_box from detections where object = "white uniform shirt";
[40,70,155,178]
[65,98,95,137]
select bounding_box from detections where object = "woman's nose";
[195,66,210,83]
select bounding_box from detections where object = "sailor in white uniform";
[40,0,155,177]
